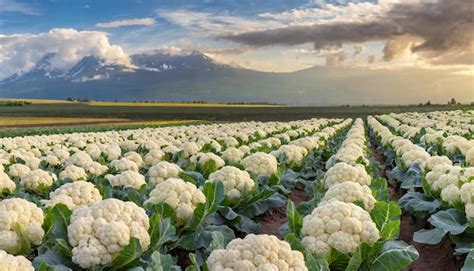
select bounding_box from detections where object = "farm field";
[0,110,473,270]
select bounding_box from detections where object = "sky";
[0,0,473,79]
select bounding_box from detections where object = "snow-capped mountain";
[0,53,65,84]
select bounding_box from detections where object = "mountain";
[0,52,472,105]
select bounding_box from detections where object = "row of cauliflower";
[368,116,474,222]
[0,118,339,195]
[377,110,474,165]
[0,118,355,270]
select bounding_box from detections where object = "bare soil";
[370,140,465,271]
[259,188,310,238]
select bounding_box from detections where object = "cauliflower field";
[0,110,472,270]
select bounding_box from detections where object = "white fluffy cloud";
[0,28,132,78]
[0,0,41,15]
[95,18,155,28]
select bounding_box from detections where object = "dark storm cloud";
[221,0,474,64]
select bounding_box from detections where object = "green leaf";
[183,182,225,232]
[107,237,143,270]
[371,240,419,271]
[284,233,305,252]
[147,202,177,225]
[200,159,218,177]
[345,243,375,271]
[398,192,441,216]
[54,239,72,257]
[428,209,469,235]
[145,252,180,271]
[148,214,177,252]
[305,251,330,271]
[9,222,31,255]
[461,250,474,271]
[370,178,389,201]
[179,171,206,187]
[413,228,447,245]
[33,247,75,270]
[43,204,72,243]
[287,200,303,237]
[370,201,402,240]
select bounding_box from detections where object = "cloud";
[0,28,132,78]
[95,18,155,28]
[221,0,474,66]
[204,48,252,55]
[0,0,41,15]
[353,44,364,56]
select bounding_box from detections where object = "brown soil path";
[370,140,464,271]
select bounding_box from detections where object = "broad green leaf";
[145,252,180,271]
[107,237,143,270]
[284,233,305,252]
[179,171,206,187]
[370,178,389,201]
[43,204,72,243]
[398,191,441,216]
[9,223,31,255]
[304,252,330,271]
[461,250,474,271]
[428,209,469,235]
[148,214,177,252]
[345,243,374,271]
[287,200,303,237]
[413,228,447,245]
[371,240,419,271]
[370,201,401,240]
[33,247,75,270]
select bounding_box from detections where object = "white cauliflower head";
[59,165,88,181]
[105,170,146,189]
[145,178,205,224]
[147,161,183,187]
[241,152,278,177]
[0,172,15,193]
[20,169,57,193]
[0,198,44,253]
[220,147,245,164]
[321,181,376,211]
[440,184,461,206]
[7,164,30,179]
[270,145,308,166]
[422,156,452,172]
[67,199,150,268]
[0,250,34,271]
[110,158,139,172]
[181,142,200,158]
[301,200,379,255]
[144,149,165,166]
[323,162,371,188]
[207,166,255,199]
[190,152,225,171]
[123,151,144,168]
[466,148,474,166]
[42,182,102,210]
[206,234,307,271]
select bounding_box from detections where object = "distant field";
[0,102,471,122]
[0,98,75,104]
[88,101,283,107]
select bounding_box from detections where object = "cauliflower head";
[220,147,245,164]
[42,182,102,210]
[241,152,278,177]
[270,145,308,166]
[207,166,254,199]
[59,165,88,181]
[20,169,57,193]
[145,178,205,224]
[144,149,165,166]
[301,200,379,255]
[206,234,307,271]
[0,172,15,193]
[0,198,44,253]
[147,161,182,186]
[321,181,376,211]
[323,162,371,188]
[0,250,34,271]
[67,199,150,268]
[105,170,146,189]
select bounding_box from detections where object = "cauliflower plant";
[206,234,307,271]
[144,149,165,166]
[20,169,57,193]
[59,165,88,181]
[67,199,150,268]
[42,182,102,210]
[440,184,461,206]
[190,152,225,171]
[321,181,376,211]
[323,162,371,188]
[220,147,245,164]
[110,158,139,172]
[7,164,30,179]
[270,145,308,166]
[0,198,44,253]
[0,250,34,271]
[0,172,15,193]
[105,170,146,189]
[207,166,254,199]
[241,152,278,177]
[123,151,144,168]
[147,161,183,186]
[301,200,379,255]
[145,178,205,224]
[422,156,452,172]
[181,142,200,158]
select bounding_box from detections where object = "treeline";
[0,100,32,106]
